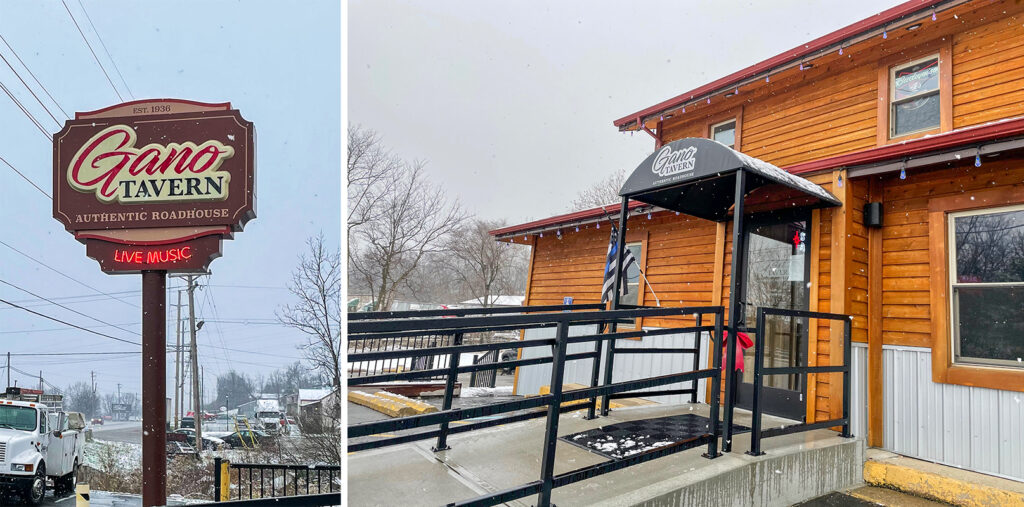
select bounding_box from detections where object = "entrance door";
[736,210,811,421]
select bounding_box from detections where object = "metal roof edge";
[493,116,1024,238]
[612,0,948,128]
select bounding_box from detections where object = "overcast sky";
[349,0,899,225]
[0,1,340,402]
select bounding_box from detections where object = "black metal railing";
[468,349,498,388]
[347,305,726,507]
[745,307,854,456]
[213,458,340,502]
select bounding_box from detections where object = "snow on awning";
[619,138,841,222]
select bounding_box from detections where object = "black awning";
[619,138,841,221]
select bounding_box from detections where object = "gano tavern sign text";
[52,98,256,274]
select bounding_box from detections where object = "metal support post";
[723,169,746,453]
[841,317,853,438]
[690,313,702,403]
[537,320,569,507]
[584,334,602,420]
[747,308,767,456]
[432,332,462,452]
[703,309,724,459]
[141,270,167,507]
[214,457,222,502]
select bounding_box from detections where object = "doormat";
[560,413,749,460]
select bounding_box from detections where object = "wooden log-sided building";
[491,0,1024,482]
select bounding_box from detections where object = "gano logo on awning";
[68,124,234,204]
[651,144,697,177]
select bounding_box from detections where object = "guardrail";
[745,307,854,456]
[212,458,340,503]
[347,305,725,507]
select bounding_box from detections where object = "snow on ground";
[84,439,142,470]
[460,386,514,398]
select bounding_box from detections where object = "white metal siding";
[850,343,868,442]
[882,345,1024,482]
[516,325,709,405]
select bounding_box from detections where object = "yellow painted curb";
[375,391,438,414]
[864,460,1024,507]
[348,391,416,418]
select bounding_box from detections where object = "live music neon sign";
[113,246,193,265]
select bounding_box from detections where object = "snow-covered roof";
[299,388,333,402]
[459,295,525,307]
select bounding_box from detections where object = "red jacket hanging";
[720,331,754,372]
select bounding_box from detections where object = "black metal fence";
[468,349,498,388]
[213,458,340,502]
[745,307,854,456]
[347,305,726,507]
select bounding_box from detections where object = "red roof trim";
[490,201,646,237]
[613,0,945,128]
[788,116,1024,174]
[493,116,1024,237]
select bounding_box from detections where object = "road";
[89,420,142,444]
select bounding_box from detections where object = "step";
[863,449,1024,507]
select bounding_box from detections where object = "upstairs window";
[949,205,1024,369]
[710,119,736,149]
[890,55,940,138]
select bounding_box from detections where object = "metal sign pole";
[141,270,167,507]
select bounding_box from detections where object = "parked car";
[91,417,103,426]
[169,428,229,450]
[180,416,194,429]
[219,429,274,448]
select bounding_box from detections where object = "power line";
[0,33,70,119]
[0,49,60,126]
[0,278,140,338]
[0,298,141,346]
[9,351,138,356]
[61,0,123,102]
[1,289,141,306]
[0,153,51,199]
[0,78,51,140]
[0,322,140,334]
[75,0,133,99]
[0,239,139,308]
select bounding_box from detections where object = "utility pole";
[174,290,183,430]
[6,352,10,387]
[91,371,96,393]
[187,275,203,447]
[38,371,42,392]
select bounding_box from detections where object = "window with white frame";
[710,119,736,149]
[890,54,941,138]
[949,204,1024,368]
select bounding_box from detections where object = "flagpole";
[601,213,662,307]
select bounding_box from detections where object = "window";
[0,406,37,432]
[710,119,736,149]
[890,54,940,138]
[948,205,1024,369]
[619,243,642,307]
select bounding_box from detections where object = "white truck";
[0,388,84,505]
[253,399,285,435]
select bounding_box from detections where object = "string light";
[839,45,844,55]
[707,98,711,104]
[540,232,544,238]
[765,76,770,83]
[799,63,804,71]
[975,149,982,167]
[932,10,937,21]
[682,106,686,113]
[596,222,600,229]
[883,30,888,39]
[647,212,652,220]
[734,88,739,95]
[899,161,907,180]
[556,229,562,239]
[575,225,580,232]
[837,174,843,187]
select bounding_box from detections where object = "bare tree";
[570,168,627,211]
[441,219,529,306]
[347,125,399,247]
[349,161,466,311]
[278,235,342,388]
[65,381,101,418]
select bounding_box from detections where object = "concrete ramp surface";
[348,403,865,507]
